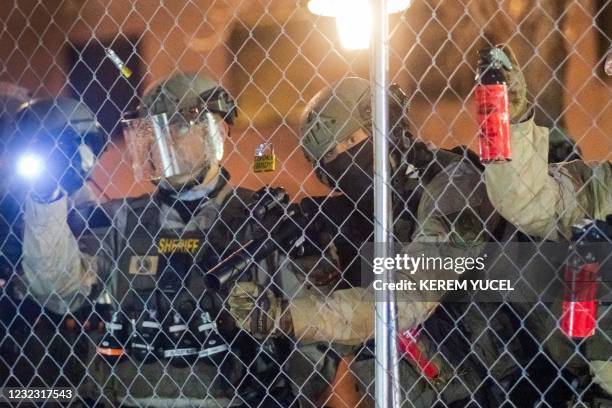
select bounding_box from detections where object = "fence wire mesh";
[0,0,611,407]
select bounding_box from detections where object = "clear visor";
[122,111,225,182]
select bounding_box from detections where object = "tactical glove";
[227,282,293,339]
[548,126,582,162]
[496,44,529,123]
[29,128,88,203]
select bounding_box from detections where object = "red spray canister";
[475,47,512,163]
[559,219,608,339]
[398,328,439,380]
[561,259,599,338]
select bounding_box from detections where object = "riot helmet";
[299,77,411,209]
[123,73,237,190]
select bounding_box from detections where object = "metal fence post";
[371,0,401,406]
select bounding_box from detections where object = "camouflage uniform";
[485,116,612,240]
[286,143,530,406]
[250,70,590,405]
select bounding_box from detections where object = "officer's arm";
[22,196,98,314]
[288,216,460,345]
[289,171,493,345]
[483,116,605,240]
[289,285,436,346]
[288,241,471,345]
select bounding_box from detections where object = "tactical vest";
[392,145,465,242]
[82,188,279,407]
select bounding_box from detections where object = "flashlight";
[17,153,43,179]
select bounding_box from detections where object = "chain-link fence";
[0,0,611,407]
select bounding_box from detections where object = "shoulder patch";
[128,255,159,275]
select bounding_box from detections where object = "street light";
[307,0,411,49]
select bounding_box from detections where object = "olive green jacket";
[484,116,612,394]
[484,116,612,240]
[290,154,496,345]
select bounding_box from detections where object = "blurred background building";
[1,0,610,200]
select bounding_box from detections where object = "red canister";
[560,261,599,339]
[398,329,439,380]
[475,83,511,162]
[475,47,512,163]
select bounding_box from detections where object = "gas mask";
[318,138,374,216]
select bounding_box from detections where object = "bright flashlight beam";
[17,154,43,179]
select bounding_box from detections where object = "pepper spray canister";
[561,258,599,339]
[398,328,439,380]
[475,47,512,163]
[559,220,605,339]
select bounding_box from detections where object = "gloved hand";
[548,126,582,162]
[29,128,88,203]
[496,44,529,123]
[227,282,293,339]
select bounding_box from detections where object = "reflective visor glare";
[123,113,181,181]
[167,121,210,175]
[123,112,222,182]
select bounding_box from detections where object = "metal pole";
[371,0,401,406]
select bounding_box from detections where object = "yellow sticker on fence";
[253,142,277,172]
[253,154,277,172]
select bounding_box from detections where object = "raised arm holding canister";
[483,48,612,240]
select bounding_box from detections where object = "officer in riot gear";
[230,46,604,406]
[20,73,292,407]
[0,81,32,395]
[228,76,527,406]
[482,46,612,402]
[228,44,592,404]
[0,93,108,396]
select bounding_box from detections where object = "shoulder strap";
[448,145,484,171]
[124,194,160,237]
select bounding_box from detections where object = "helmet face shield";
[123,111,225,182]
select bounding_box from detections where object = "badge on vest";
[128,255,159,275]
[158,238,201,254]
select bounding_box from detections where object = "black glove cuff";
[250,291,293,338]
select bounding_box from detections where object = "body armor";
[79,182,286,407]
